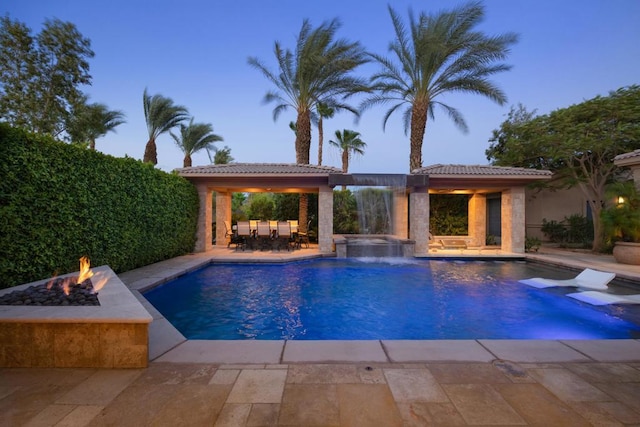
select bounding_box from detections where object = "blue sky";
[5,0,640,173]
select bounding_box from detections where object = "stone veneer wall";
[0,322,148,368]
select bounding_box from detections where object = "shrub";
[0,124,199,288]
[541,215,593,247]
[601,181,640,244]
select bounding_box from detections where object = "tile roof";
[413,164,553,177]
[176,163,343,175]
[614,149,640,161]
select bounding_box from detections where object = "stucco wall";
[525,186,587,241]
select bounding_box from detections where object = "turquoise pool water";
[143,259,640,340]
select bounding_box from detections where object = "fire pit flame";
[78,256,94,283]
[43,257,101,296]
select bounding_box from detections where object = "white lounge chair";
[567,291,640,306]
[518,268,615,291]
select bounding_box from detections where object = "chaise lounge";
[518,268,616,290]
[566,291,640,306]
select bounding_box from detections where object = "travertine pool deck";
[2,246,640,425]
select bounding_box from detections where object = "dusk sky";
[5,1,640,173]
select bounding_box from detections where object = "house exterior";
[525,149,640,241]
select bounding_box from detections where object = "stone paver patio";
[2,246,639,426]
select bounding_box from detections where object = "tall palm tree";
[248,18,368,226]
[248,18,368,164]
[142,88,189,164]
[362,2,518,171]
[315,102,334,166]
[170,118,223,167]
[67,98,126,150]
[329,129,367,173]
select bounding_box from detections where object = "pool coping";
[120,249,640,365]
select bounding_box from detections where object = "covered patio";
[177,163,552,255]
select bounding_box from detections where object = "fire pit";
[0,262,152,368]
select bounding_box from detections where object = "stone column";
[215,191,232,248]
[468,193,487,247]
[633,167,640,191]
[318,186,334,253]
[393,189,408,238]
[501,187,525,253]
[194,183,213,252]
[410,188,429,255]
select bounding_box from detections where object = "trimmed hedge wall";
[0,124,199,288]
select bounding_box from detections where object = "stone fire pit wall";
[0,266,152,368]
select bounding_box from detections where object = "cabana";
[176,163,552,255]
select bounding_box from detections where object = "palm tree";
[315,102,334,166]
[362,2,518,171]
[329,129,367,173]
[67,98,126,150]
[170,118,223,167]
[142,88,189,164]
[248,18,368,227]
[248,18,368,164]
[212,146,234,164]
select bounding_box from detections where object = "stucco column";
[468,193,487,247]
[215,191,232,247]
[195,183,213,252]
[393,189,408,238]
[410,188,429,255]
[318,186,334,253]
[501,187,525,253]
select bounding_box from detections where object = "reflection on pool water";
[143,259,640,340]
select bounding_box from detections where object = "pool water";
[143,259,640,340]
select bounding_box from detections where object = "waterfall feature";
[335,174,413,258]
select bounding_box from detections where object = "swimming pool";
[143,259,640,340]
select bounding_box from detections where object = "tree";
[248,18,368,228]
[170,118,223,167]
[142,88,189,164]
[329,129,366,174]
[0,16,94,137]
[362,2,518,171]
[315,102,334,165]
[66,96,126,149]
[211,145,234,164]
[486,86,640,251]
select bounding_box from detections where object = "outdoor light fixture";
[617,196,625,205]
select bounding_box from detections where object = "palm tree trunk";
[318,116,324,165]
[296,108,312,227]
[183,154,192,168]
[409,100,429,172]
[299,193,309,240]
[341,150,349,190]
[295,108,312,164]
[143,138,158,164]
[342,150,349,173]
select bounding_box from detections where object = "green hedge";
[0,124,199,288]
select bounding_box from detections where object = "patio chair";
[440,239,467,249]
[276,221,294,251]
[296,220,312,249]
[518,268,615,291]
[235,221,252,251]
[256,221,273,250]
[249,220,258,238]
